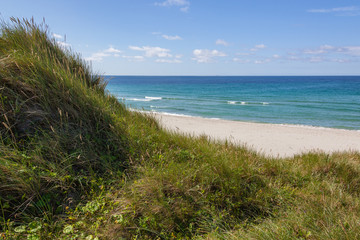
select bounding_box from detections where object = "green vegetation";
[1,18,360,239]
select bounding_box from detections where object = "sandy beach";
[153,113,360,158]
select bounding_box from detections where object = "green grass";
[1,18,360,239]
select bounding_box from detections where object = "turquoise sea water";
[105,76,360,130]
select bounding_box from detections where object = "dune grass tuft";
[1,18,360,239]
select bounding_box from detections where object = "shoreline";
[151,111,360,132]
[150,111,360,158]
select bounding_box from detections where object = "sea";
[105,76,360,130]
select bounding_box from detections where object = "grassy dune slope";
[1,18,360,240]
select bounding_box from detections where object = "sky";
[1,0,360,75]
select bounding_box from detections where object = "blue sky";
[2,0,360,75]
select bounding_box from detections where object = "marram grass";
[1,18,360,240]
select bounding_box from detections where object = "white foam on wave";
[145,96,162,100]
[128,98,152,102]
[150,105,160,108]
[127,96,162,102]
[227,101,247,105]
[158,111,192,118]
[228,101,269,106]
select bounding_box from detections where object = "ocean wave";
[227,101,270,106]
[161,112,192,117]
[128,98,152,102]
[149,110,193,118]
[127,96,162,102]
[227,101,248,105]
[163,97,180,100]
[145,96,162,100]
[150,105,161,108]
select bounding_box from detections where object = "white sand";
[153,113,360,158]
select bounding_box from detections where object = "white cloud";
[236,52,253,56]
[56,41,71,49]
[162,34,182,40]
[52,33,63,39]
[85,52,109,62]
[303,49,327,54]
[128,46,142,51]
[255,44,266,49]
[273,54,281,59]
[128,45,182,63]
[104,47,122,54]
[155,59,182,63]
[53,33,70,49]
[254,59,271,64]
[85,47,122,62]
[250,44,266,51]
[339,46,360,56]
[303,45,360,56]
[180,6,189,12]
[216,39,229,46]
[192,49,227,63]
[122,55,145,62]
[286,48,359,63]
[303,45,335,54]
[308,6,359,13]
[307,6,360,16]
[233,58,251,63]
[309,57,323,63]
[129,46,172,58]
[155,0,189,7]
[332,58,352,63]
[155,0,190,12]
